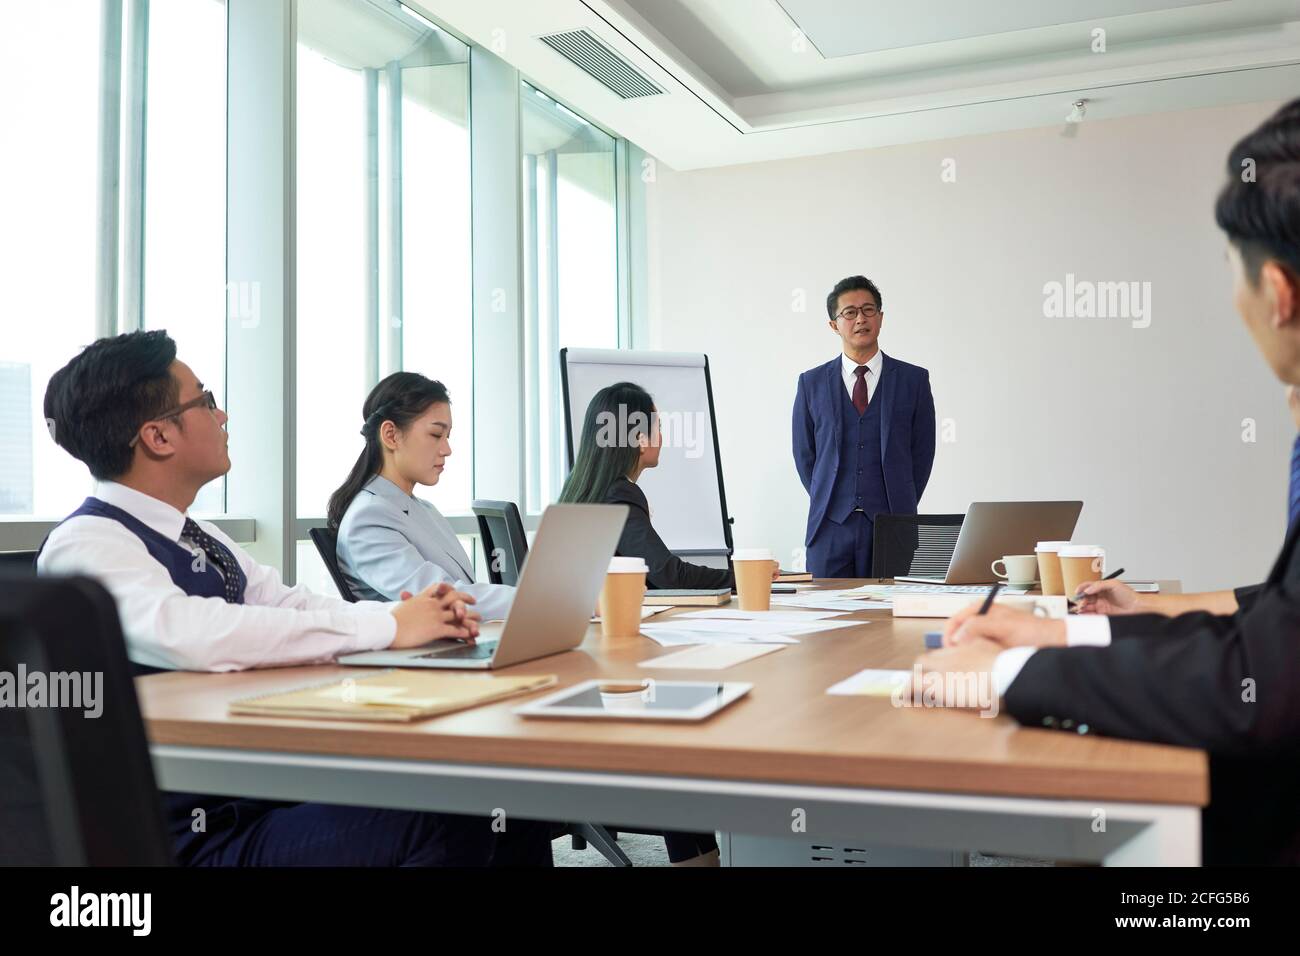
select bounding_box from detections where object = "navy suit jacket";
[792,353,936,547]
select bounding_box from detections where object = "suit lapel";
[367,476,475,581]
[877,352,897,460]
[825,358,843,434]
[415,499,475,580]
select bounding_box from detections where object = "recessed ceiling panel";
[777,0,1227,57]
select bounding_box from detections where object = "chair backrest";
[870,513,965,579]
[0,575,173,864]
[471,500,528,586]
[0,550,37,573]
[308,526,359,602]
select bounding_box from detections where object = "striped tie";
[182,518,248,604]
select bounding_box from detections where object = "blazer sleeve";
[792,373,816,494]
[911,370,936,500]
[1005,586,1300,756]
[607,482,734,591]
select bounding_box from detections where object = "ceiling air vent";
[538,29,664,99]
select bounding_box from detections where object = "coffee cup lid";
[1035,541,1071,551]
[607,556,648,573]
[1058,545,1104,557]
[732,548,774,562]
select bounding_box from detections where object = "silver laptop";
[338,502,628,670]
[894,501,1082,585]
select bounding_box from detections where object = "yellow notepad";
[229,669,558,722]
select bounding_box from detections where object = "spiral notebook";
[229,669,558,722]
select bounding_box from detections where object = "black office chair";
[0,550,37,573]
[307,526,360,603]
[472,499,529,586]
[0,575,173,864]
[871,513,965,580]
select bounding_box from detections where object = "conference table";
[138,580,1205,866]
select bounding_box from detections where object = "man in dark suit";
[918,98,1300,865]
[792,276,936,578]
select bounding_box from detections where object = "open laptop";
[893,501,1082,586]
[339,502,628,670]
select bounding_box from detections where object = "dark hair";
[826,275,883,320]
[558,382,654,505]
[326,371,450,530]
[43,329,180,480]
[1215,98,1300,281]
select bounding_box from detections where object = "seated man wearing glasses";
[36,330,554,866]
[792,275,937,579]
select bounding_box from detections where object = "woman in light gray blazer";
[329,373,515,621]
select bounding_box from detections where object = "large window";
[521,83,619,511]
[145,0,228,515]
[0,6,102,519]
[295,0,470,592]
[0,1,643,581]
[0,1,227,520]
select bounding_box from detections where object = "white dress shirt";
[37,480,396,672]
[991,615,1113,696]
[840,350,883,405]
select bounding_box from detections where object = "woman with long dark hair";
[562,380,759,865]
[329,372,515,620]
[559,381,733,591]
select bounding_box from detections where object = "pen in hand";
[1069,567,1126,605]
[978,581,1002,615]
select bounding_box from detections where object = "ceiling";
[412,0,1300,169]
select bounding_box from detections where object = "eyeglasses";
[129,390,218,448]
[836,305,880,321]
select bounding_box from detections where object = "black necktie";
[182,517,247,604]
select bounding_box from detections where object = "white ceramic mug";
[991,554,1038,586]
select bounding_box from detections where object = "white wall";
[646,100,1291,592]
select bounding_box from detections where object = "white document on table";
[772,594,888,612]
[645,619,856,637]
[826,668,911,697]
[638,643,787,670]
[673,609,847,622]
[638,627,801,647]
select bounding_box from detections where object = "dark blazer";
[1004,522,1300,864]
[792,353,936,547]
[604,478,733,591]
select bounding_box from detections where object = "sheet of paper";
[642,619,857,637]
[826,668,912,698]
[638,643,787,670]
[771,595,882,612]
[673,609,847,622]
[638,627,801,647]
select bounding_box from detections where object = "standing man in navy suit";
[792,275,936,578]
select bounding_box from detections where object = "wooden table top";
[137,579,1207,806]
